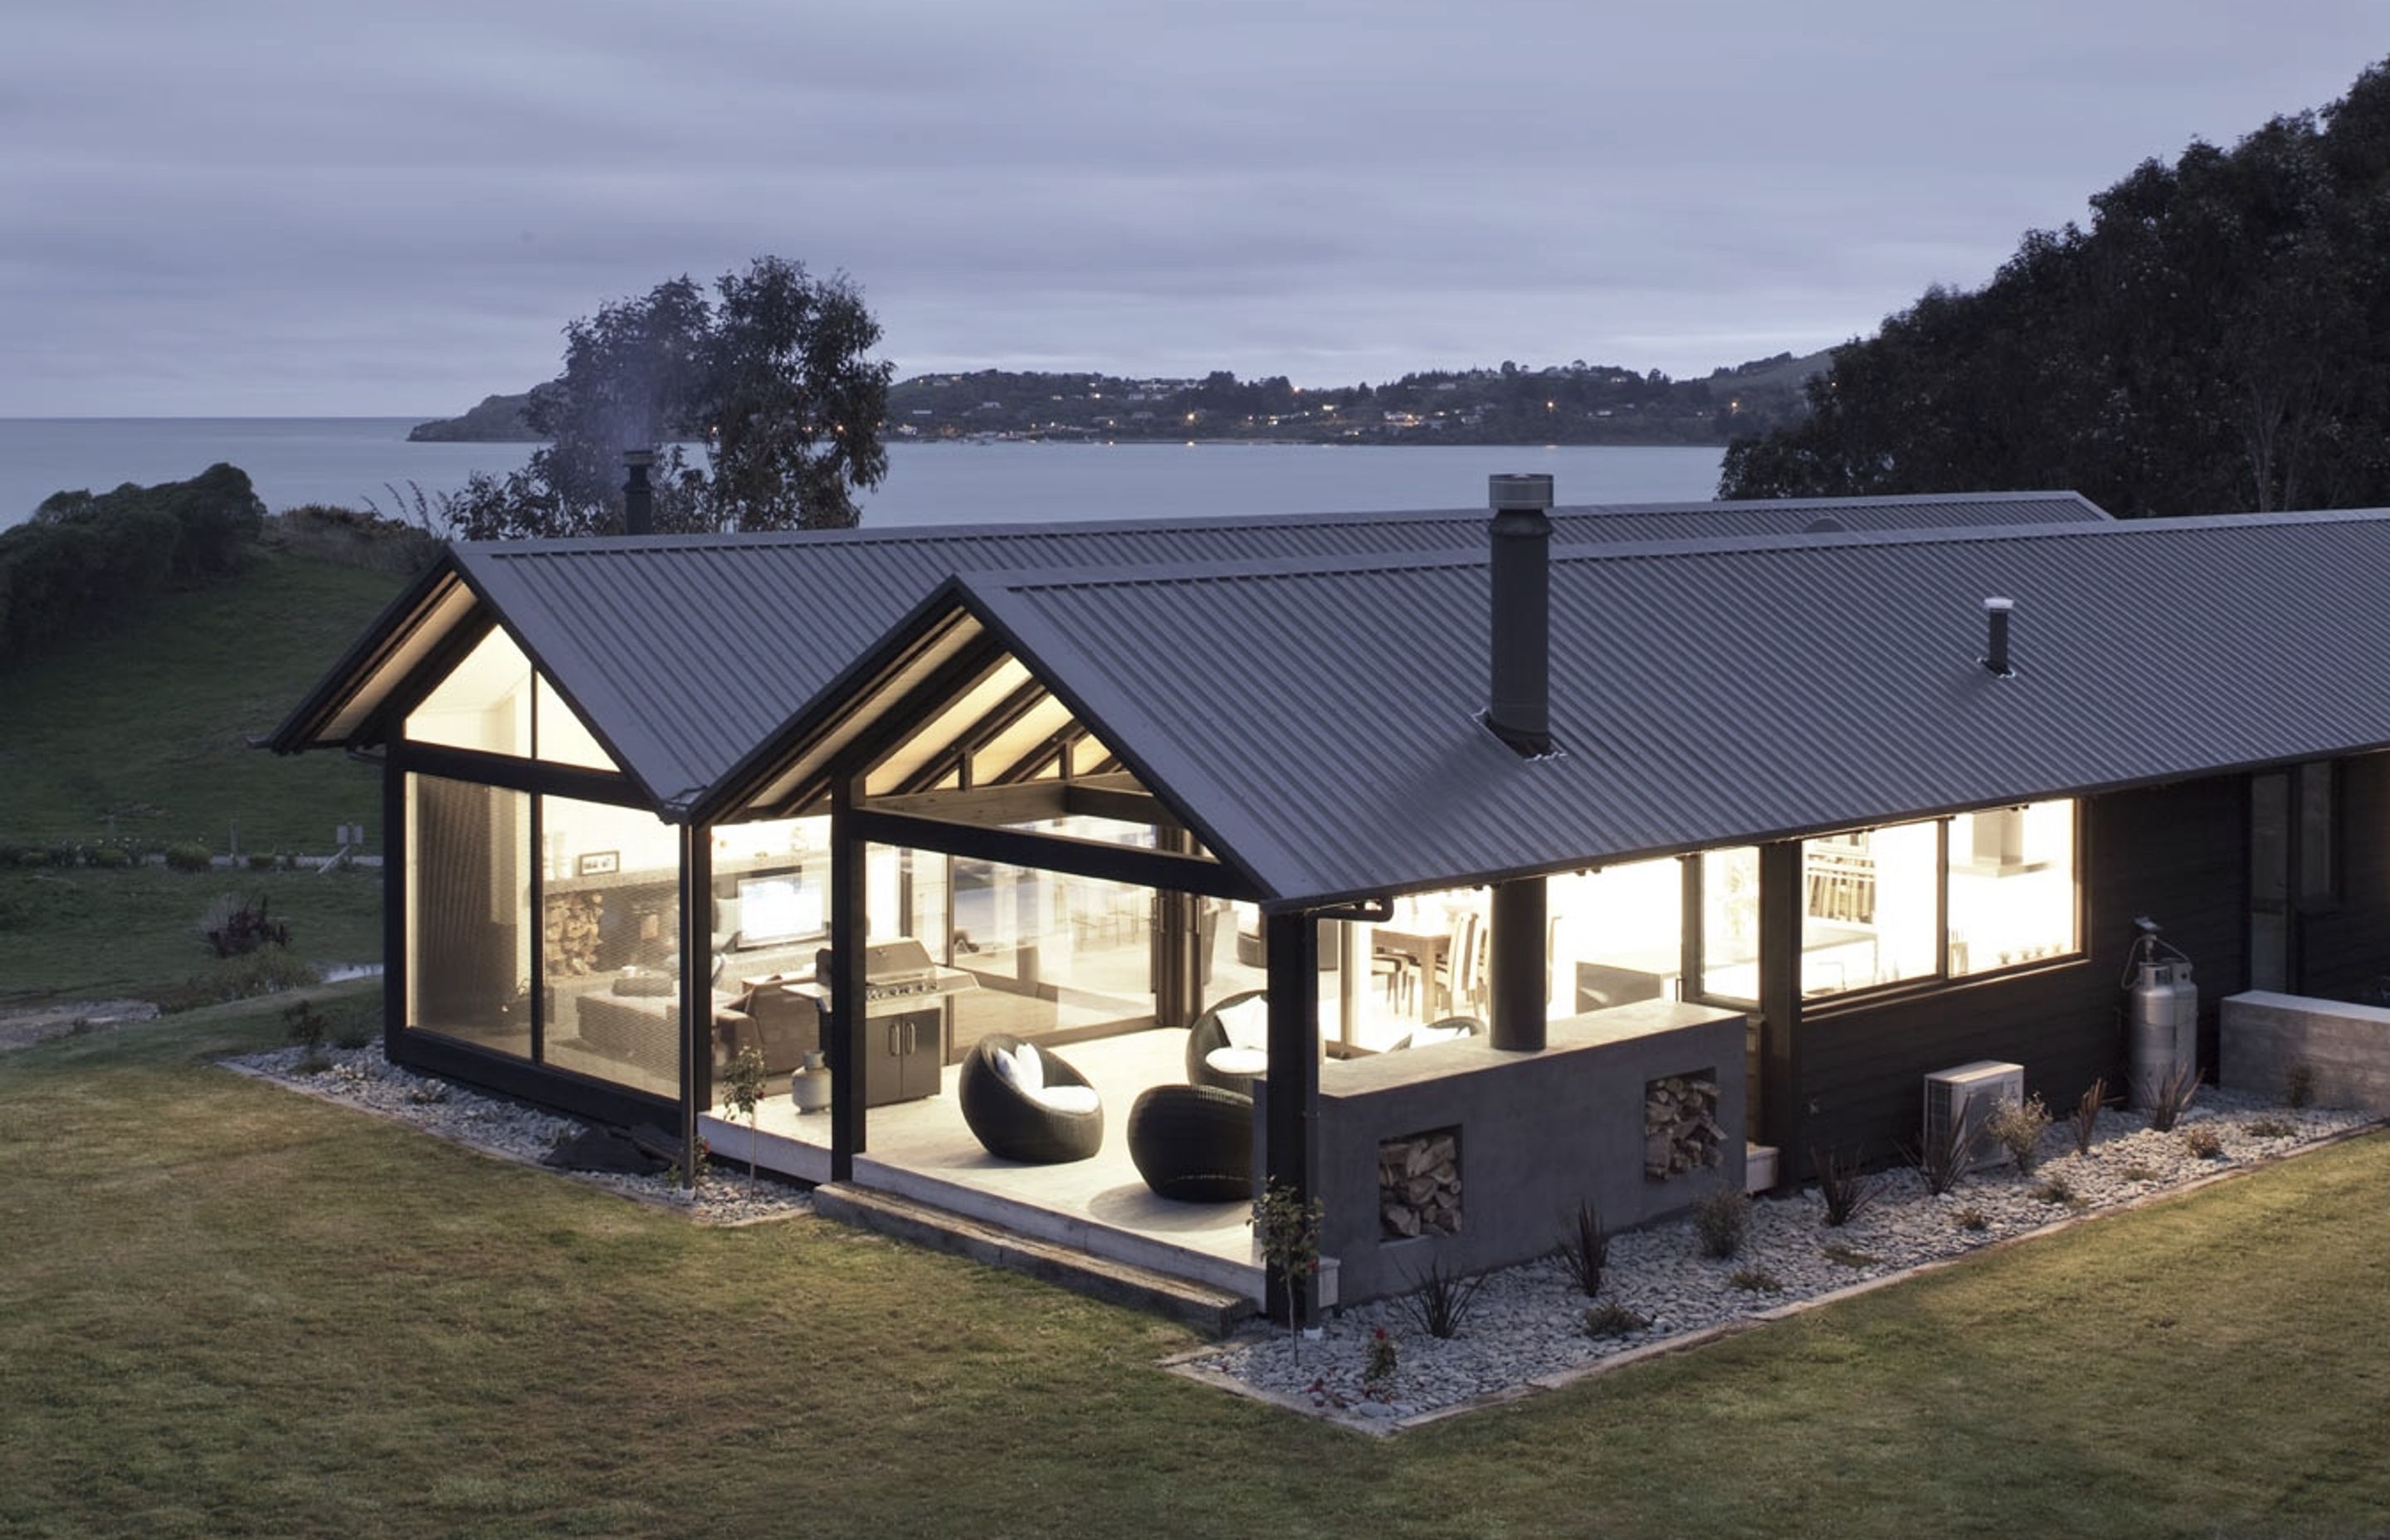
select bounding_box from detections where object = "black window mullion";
[529,792,546,1064]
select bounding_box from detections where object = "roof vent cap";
[1982,597,2016,677]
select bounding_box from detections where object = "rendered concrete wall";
[2220,990,2390,1112]
[1297,999,1749,1304]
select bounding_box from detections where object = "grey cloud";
[4,1,2385,412]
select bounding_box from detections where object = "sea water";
[0,417,1725,531]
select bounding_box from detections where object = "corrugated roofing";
[275,490,2104,812]
[950,508,2390,905]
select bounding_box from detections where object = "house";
[268,485,2390,1318]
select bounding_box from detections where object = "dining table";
[1370,926,1453,1018]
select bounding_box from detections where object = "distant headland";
[407,352,1827,449]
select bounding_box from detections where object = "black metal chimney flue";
[1487,472,1554,755]
[1983,597,2015,677]
[622,448,656,537]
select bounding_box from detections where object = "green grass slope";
[0,549,400,1001]
[2,992,2387,1538]
[0,548,402,855]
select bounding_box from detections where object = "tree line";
[1720,59,2390,517]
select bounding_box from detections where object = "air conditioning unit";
[1924,1060,2025,1172]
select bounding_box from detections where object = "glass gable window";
[405,627,618,772]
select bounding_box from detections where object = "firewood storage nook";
[1307,998,1749,1302]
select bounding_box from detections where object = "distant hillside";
[410,350,1830,446]
[406,391,543,442]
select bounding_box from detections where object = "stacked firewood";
[1378,1129,1462,1239]
[544,893,605,976]
[1645,1074,1725,1180]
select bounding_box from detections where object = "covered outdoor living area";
[679,591,1779,1313]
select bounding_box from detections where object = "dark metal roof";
[943,508,2390,906]
[271,491,2104,813]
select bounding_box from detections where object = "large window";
[1801,800,2079,1001]
[539,797,682,1094]
[407,776,531,1055]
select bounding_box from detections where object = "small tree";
[719,1045,768,1194]
[1250,1180,1324,1357]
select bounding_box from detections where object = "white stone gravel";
[1180,1090,2378,1429]
[223,1040,814,1225]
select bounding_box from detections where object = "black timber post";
[382,759,406,1061]
[676,821,712,1188]
[1488,877,1547,1051]
[1154,825,1200,1031]
[1756,839,1803,1188]
[827,772,870,1182]
[1261,909,1321,1326]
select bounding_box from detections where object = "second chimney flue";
[1487,472,1554,756]
[1983,597,2015,677]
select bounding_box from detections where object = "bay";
[0,417,1725,532]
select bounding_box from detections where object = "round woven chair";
[1127,1083,1255,1203]
[958,1034,1104,1164]
[1183,988,1271,1094]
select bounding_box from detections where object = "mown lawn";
[2,988,2386,1539]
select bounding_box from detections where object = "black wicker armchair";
[1127,1084,1255,1202]
[1182,988,1271,1094]
[958,1034,1105,1164]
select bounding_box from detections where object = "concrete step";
[813,1182,1256,1337]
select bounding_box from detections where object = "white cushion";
[1024,1082,1100,1116]
[1206,1045,1269,1077]
[1215,996,1270,1052]
[989,1041,1045,1094]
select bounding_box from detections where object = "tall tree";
[446,257,892,539]
[1720,59,2390,517]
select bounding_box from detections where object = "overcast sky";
[6,2,2383,415]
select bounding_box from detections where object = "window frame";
[1791,799,2086,1010]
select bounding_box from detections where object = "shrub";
[1692,1187,1750,1260]
[1905,1109,1971,1196]
[1727,1267,1782,1293]
[2070,1077,2106,1157]
[1819,1241,1878,1267]
[2144,1063,2202,1133]
[1811,1147,1884,1227]
[1553,1200,1608,1298]
[201,894,291,958]
[154,947,320,1011]
[246,852,277,871]
[2282,1062,2315,1109]
[1395,1255,1487,1340]
[2243,1117,2296,1139]
[2121,1163,2158,1183]
[1583,1301,1649,1338]
[163,841,213,873]
[1983,1094,2053,1174]
[1953,1206,1990,1232]
[1361,1327,1397,1396]
[88,845,133,870]
[2032,1173,2080,1206]
[2183,1125,2224,1160]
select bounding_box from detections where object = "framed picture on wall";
[578,850,620,877]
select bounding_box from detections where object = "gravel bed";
[1181,1089,2377,1429]
[224,1040,814,1225]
